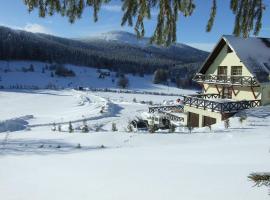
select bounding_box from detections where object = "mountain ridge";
[0,26,208,74]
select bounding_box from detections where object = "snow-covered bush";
[169,124,176,133]
[81,120,89,133]
[112,122,118,132]
[127,123,134,133]
[52,123,56,131]
[55,64,76,77]
[68,122,74,133]
[224,119,230,129]
[58,124,62,132]
[117,76,129,89]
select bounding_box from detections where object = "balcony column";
[198,114,203,128]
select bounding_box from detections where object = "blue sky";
[0,0,270,51]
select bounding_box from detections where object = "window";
[231,66,242,76]
[217,66,227,81]
[218,66,227,75]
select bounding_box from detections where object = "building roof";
[198,35,270,83]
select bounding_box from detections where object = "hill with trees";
[0,26,208,75]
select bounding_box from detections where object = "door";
[188,112,199,127]
[203,116,216,127]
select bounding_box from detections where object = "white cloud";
[23,23,51,34]
[102,5,122,12]
[187,42,215,52]
[0,23,52,34]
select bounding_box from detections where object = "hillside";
[0,60,197,92]
[0,26,208,74]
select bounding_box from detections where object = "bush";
[55,64,75,77]
[127,123,134,132]
[112,122,118,132]
[187,125,193,134]
[29,64,34,72]
[239,115,247,124]
[148,125,156,133]
[153,69,168,84]
[57,124,62,132]
[117,76,129,88]
[52,123,56,131]
[68,121,74,133]
[224,119,230,129]
[169,124,176,133]
[81,120,89,133]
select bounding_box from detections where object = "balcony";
[193,73,259,86]
[183,94,261,113]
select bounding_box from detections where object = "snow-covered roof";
[199,35,270,83]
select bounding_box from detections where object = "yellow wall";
[201,44,270,104]
[184,105,223,127]
[205,44,253,77]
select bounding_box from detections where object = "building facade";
[183,35,270,127]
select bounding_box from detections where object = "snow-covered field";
[0,88,269,200]
[0,61,269,200]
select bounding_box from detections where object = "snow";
[0,60,193,94]
[0,62,269,199]
[81,31,188,49]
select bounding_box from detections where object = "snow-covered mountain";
[83,31,150,46]
[0,26,208,74]
[83,31,190,49]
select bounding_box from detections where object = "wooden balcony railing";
[149,105,184,113]
[193,73,259,86]
[183,94,261,113]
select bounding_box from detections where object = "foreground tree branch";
[248,172,270,187]
[23,0,266,46]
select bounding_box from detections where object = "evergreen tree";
[29,64,34,72]
[117,76,129,89]
[224,119,230,129]
[81,119,89,133]
[153,69,168,84]
[57,124,62,132]
[68,121,74,133]
[52,122,56,131]
[112,122,118,132]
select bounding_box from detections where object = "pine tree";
[23,0,266,46]
[153,69,168,84]
[224,119,230,129]
[29,64,34,72]
[58,124,62,132]
[81,119,89,133]
[52,122,56,131]
[112,122,118,132]
[68,121,74,133]
[169,124,176,133]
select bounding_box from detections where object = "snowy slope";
[0,89,269,200]
[0,62,269,200]
[0,60,194,94]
